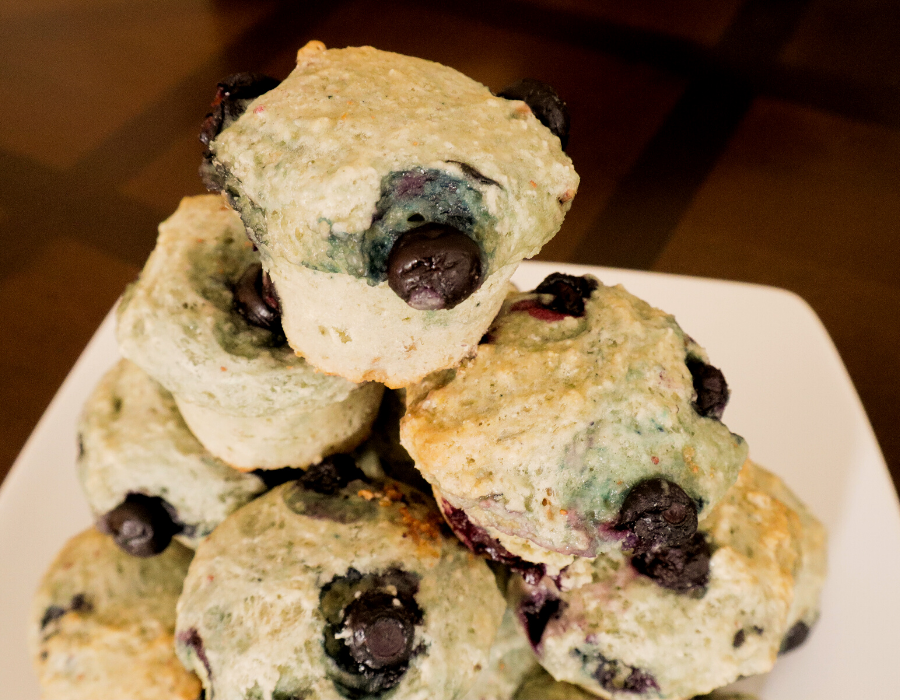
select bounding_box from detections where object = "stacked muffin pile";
[28,42,825,700]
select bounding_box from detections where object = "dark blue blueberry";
[631,532,710,594]
[200,73,280,191]
[576,650,659,695]
[298,455,367,495]
[517,592,563,649]
[100,494,181,558]
[232,263,284,338]
[39,606,66,629]
[387,223,483,310]
[779,620,811,655]
[686,358,730,420]
[617,479,698,554]
[320,569,423,696]
[533,273,598,317]
[497,78,571,150]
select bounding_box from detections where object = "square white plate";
[2,261,898,699]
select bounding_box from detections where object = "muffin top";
[511,461,826,700]
[206,42,578,283]
[116,194,359,415]
[402,275,748,559]
[29,528,199,700]
[176,471,504,700]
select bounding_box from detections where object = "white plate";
[2,261,898,699]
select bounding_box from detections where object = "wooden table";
[3,0,898,494]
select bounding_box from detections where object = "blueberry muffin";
[507,461,827,700]
[200,41,579,387]
[116,194,383,469]
[175,460,504,700]
[77,358,269,554]
[28,528,200,700]
[401,274,748,573]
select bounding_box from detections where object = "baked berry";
[298,454,367,495]
[517,592,563,649]
[631,532,710,593]
[779,620,811,655]
[320,568,423,695]
[100,494,180,557]
[200,72,280,148]
[39,605,66,629]
[533,273,599,317]
[233,263,283,336]
[178,628,212,681]
[617,479,698,554]
[497,78,571,150]
[687,358,730,420]
[200,73,280,192]
[441,501,546,584]
[387,223,483,310]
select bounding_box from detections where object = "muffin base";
[175,382,383,470]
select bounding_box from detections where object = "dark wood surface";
[3,0,899,496]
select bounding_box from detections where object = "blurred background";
[2,0,898,493]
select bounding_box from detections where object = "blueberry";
[497,78,570,150]
[200,73,280,147]
[343,593,417,669]
[441,501,545,584]
[517,592,563,649]
[200,73,280,192]
[386,223,483,310]
[178,628,212,681]
[617,479,698,554]
[320,569,423,695]
[100,494,180,558]
[631,532,710,594]
[39,606,66,629]
[779,620,811,655]
[533,273,598,317]
[575,650,659,694]
[298,454,367,495]
[70,593,90,612]
[232,263,283,336]
[686,358,730,420]
[40,594,94,630]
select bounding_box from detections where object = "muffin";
[507,461,827,699]
[116,194,383,469]
[200,41,578,387]
[28,528,200,700]
[175,459,504,700]
[77,358,269,554]
[402,274,748,574]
